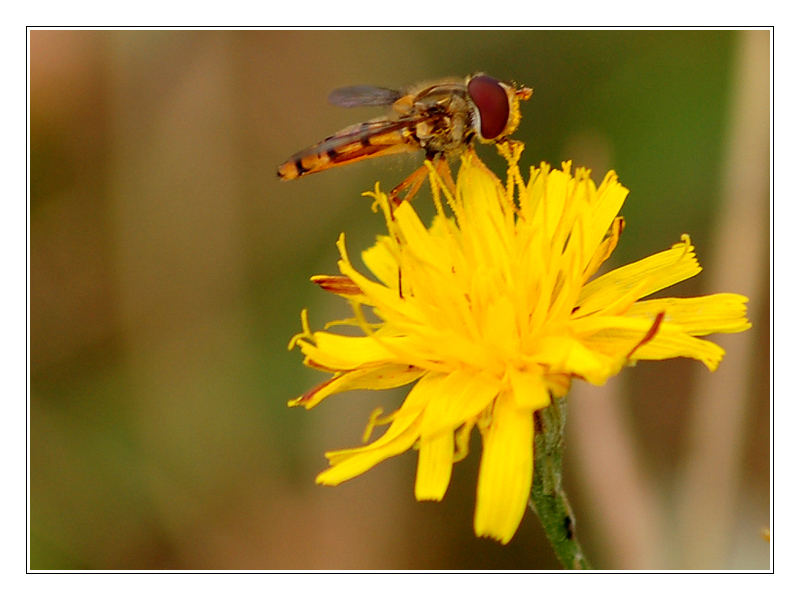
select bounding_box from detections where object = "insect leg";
[433,156,457,197]
[388,163,430,206]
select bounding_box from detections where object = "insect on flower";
[277,73,533,203]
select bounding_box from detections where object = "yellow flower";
[288,144,750,544]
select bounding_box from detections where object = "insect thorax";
[407,90,474,156]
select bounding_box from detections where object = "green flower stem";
[529,395,592,570]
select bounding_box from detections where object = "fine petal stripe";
[627,330,727,371]
[573,316,728,371]
[289,363,424,409]
[579,172,629,269]
[361,236,400,288]
[540,166,569,241]
[300,332,398,371]
[393,200,444,261]
[419,370,501,439]
[577,240,701,313]
[474,393,534,544]
[626,294,752,335]
[581,216,625,283]
[415,431,454,501]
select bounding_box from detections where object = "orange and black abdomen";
[277,120,420,181]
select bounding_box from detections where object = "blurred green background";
[30,29,770,570]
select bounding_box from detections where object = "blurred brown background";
[29,29,770,570]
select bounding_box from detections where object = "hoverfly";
[277,73,532,203]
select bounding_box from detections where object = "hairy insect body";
[277,74,532,201]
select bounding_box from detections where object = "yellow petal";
[573,313,671,354]
[474,393,534,544]
[458,164,511,263]
[393,199,444,262]
[578,171,629,270]
[418,370,500,438]
[361,235,400,289]
[533,334,625,386]
[581,216,625,282]
[457,153,507,224]
[298,332,396,371]
[338,257,409,313]
[288,363,424,409]
[628,328,728,371]
[507,368,551,410]
[626,294,751,335]
[290,150,753,545]
[577,238,701,315]
[480,294,519,360]
[390,371,448,424]
[336,234,424,323]
[548,169,594,265]
[322,371,445,458]
[538,165,570,241]
[316,415,422,486]
[415,430,454,501]
[574,315,730,371]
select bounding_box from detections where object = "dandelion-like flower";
[289,143,750,545]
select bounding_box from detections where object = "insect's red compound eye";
[467,75,511,140]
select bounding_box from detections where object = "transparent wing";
[328,85,403,108]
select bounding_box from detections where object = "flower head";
[289,144,750,544]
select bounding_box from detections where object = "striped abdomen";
[277,119,420,181]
